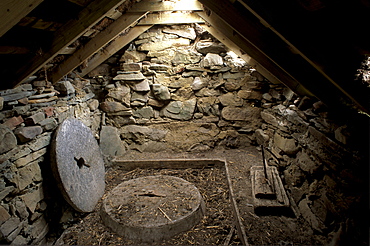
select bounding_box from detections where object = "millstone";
[51,118,105,212]
[101,175,205,243]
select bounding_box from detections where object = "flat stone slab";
[51,118,105,212]
[101,175,205,243]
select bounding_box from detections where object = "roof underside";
[0,0,369,113]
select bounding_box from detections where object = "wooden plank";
[137,12,204,25]
[128,0,203,12]
[0,0,44,38]
[50,12,148,83]
[79,25,152,77]
[112,158,225,171]
[67,0,92,7]
[197,13,312,96]
[10,0,128,88]
[250,166,289,208]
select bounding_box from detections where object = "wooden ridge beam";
[79,25,153,77]
[197,12,312,96]
[0,0,44,38]
[50,12,148,83]
[128,0,203,12]
[198,0,368,112]
[137,12,204,25]
[9,0,129,88]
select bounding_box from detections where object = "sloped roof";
[0,0,369,113]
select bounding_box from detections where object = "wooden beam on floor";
[50,12,148,83]
[137,12,204,25]
[79,25,153,77]
[9,0,129,88]
[198,0,368,112]
[197,12,312,96]
[128,0,203,12]
[0,0,44,38]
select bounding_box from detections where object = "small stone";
[14,126,43,143]
[88,99,99,111]
[132,79,150,92]
[191,77,207,91]
[100,126,126,157]
[0,97,4,110]
[219,92,243,107]
[54,80,75,96]
[25,112,46,126]
[201,53,223,67]
[39,118,58,131]
[133,106,154,119]
[100,101,130,113]
[273,132,299,155]
[148,98,165,108]
[0,125,17,154]
[196,41,227,54]
[113,72,146,81]
[0,217,21,239]
[0,206,10,224]
[223,72,245,80]
[120,50,147,63]
[2,116,24,130]
[121,63,142,72]
[152,84,171,101]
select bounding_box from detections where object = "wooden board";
[251,166,289,208]
[128,0,203,12]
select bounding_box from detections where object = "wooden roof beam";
[137,12,204,25]
[0,0,44,38]
[78,25,153,77]
[127,0,203,12]
[50,12,148,83]
[8,0,129,89]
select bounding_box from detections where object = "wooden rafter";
[10,0,129,88]
[0,0,44,38]
[79,25,153,77]
[137,12,204,25]
[127,0,203,12]
[50,12,148,83]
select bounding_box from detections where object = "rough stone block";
[133,106,154,119]
[2,116,24,130]
[152,84,171,101]
[0,125,17,154]
[113,72,145,81]
[132,79,150,92]
[0,217,21,239]
[100,101,130,113]
[0,97,3,110]
[195,41,227,54]
[43,106,54,117]
[54,80,75,96]
[298,198,326,233]
[21,185,44,213]
[0,205,10,224]
[18,161,43,190]
[273,132,299,155]
[161,98,196,121]
[219,92,243,107]
[14,147,47,168]
[39,118,58,131]
[14,126,43,143]
[221,106,261,121]
[99,126,126,157]
[25,112,46,126]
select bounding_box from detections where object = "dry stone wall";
[95,25,266,155]
[0,80,101,244]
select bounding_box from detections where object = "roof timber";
[198,0,369,113]
[0,0,44,38]
[8,0,129,89]
[50,12,148,83]
[137,12,204,25]
[78,25,153,77]
[127,0,203,12]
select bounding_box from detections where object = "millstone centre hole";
[74,157,89,169]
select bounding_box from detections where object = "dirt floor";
[55,147,328,245]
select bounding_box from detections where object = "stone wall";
[0,80,101,244]
[0,23,367,244]
[96,25,267,156]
